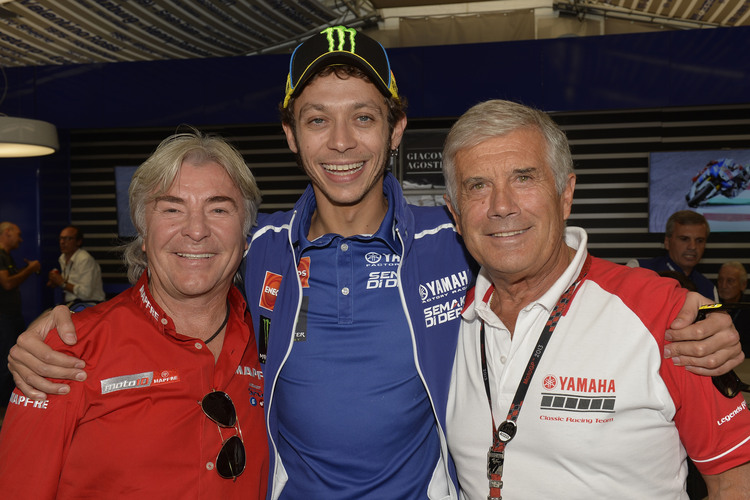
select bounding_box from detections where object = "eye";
[468,181,485,191]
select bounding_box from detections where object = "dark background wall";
[1,26,749,322]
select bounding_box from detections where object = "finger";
[8,341,85,400]
[665,324,741,360]
[9,361,64,401]
[14,334,86,374]
[51,305,77,345]
[666,311,734,343]
[682,351,745,377]
[668,291,713,331]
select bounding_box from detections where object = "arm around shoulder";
[8,306,86,400]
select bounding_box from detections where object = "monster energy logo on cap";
[283,25,399,108]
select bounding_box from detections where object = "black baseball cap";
[283,25,399,108]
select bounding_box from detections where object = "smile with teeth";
[491,229,527,237]
[322,161,364,174]
[176,252,214,259]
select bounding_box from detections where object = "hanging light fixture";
[0,64,59,158]
[0,115,59,157]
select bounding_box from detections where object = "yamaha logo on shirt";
[538,374,617,424]
[420,271,470,328]
[364,252,400,267]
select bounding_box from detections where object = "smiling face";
[142,160,248,305]
[282,72,406,217]
[664,222,707,274]
[446,127,575,290]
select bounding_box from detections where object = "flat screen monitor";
[648,149,750,232]
[114,166,138,237]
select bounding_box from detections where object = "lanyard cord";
[480,255,591,500]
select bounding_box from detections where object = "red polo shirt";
[0,272,268,499]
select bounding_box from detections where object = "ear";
[561,173,576,220]
[444,194,463,236]
[389,115,408,150]
[282,122,299,154]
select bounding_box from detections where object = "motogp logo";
[543,374,558,390]
[365,252,382,264]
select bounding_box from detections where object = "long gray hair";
[123,130,261,283]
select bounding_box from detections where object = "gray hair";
[720,261,747,287]
[123,130,262,284]
[442,100,573,209]
[665,210,709,238]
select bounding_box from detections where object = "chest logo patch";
[297,257,310,288]
[260,271,282,311]
[100,369,180,395]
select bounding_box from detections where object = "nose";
[327,120,357,153]
[487,183,519,219]
[182,209,210,241]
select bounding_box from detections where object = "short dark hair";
[279,65,407,136]
[665,210,709,237]
[65,225,83,242]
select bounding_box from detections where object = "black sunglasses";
[697,303,750,399]
[201,391,246,480]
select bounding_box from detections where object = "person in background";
[628,210,718,301]
[0,132,268,499]
[0,221,41,417]
[4,25,747,500]
[718,261,750,354]
[46,225,105,306]
[718,261,748,304]
[442,99,750,499]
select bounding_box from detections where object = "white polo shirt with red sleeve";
[447,227,750,499]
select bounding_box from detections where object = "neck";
[308,189,388,240]
[150,284,231,337]
[490,245,576,334]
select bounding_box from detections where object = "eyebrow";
[154,195,239,208]
[298,100,385,116]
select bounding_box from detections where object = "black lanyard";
[480,255,591,500]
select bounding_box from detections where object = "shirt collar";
[464,227,589,328]
[295,174,402,254]
[129,271,248,341]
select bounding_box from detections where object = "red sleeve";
[662,359,750,475]
[591,258,750,474]
[0,330,87,498]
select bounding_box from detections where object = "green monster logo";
[321,26,357,53]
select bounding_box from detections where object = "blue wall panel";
[0,26,748,318]
[3,27,750,130]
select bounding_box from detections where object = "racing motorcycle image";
[685,158,750,207]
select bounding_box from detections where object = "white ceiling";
[0,0,747,68]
